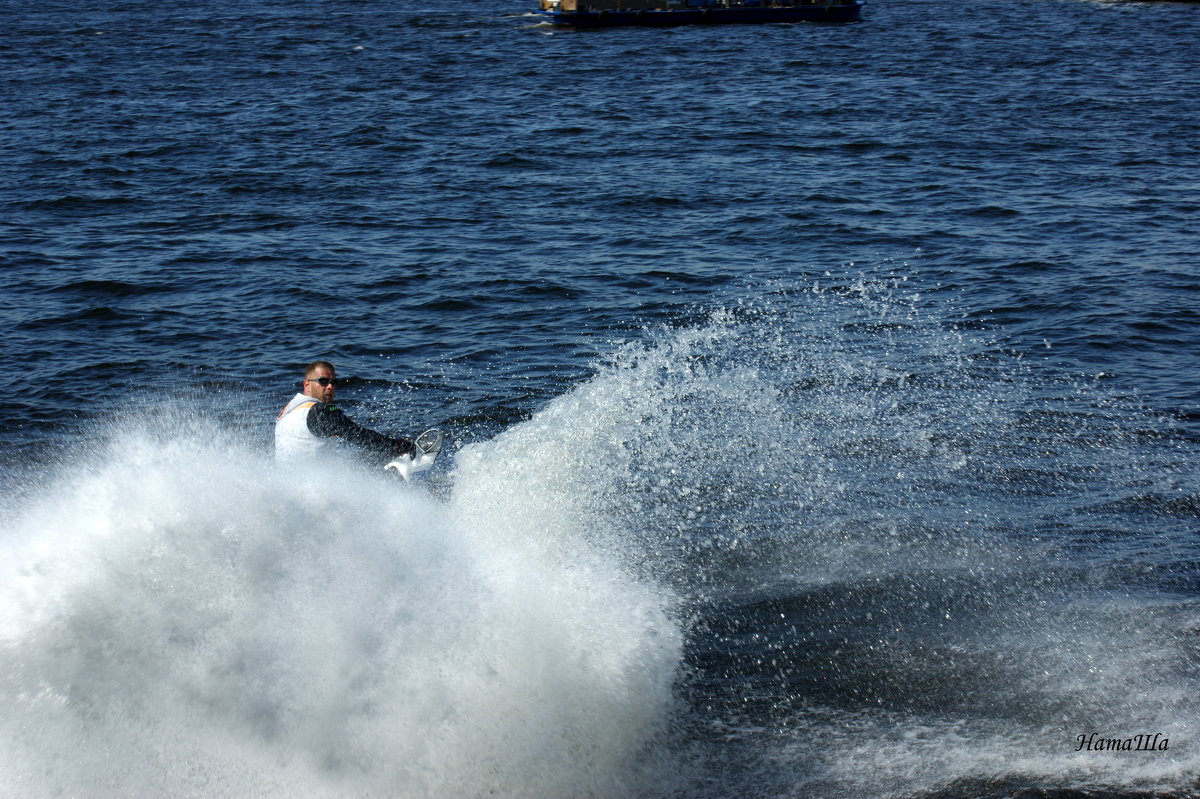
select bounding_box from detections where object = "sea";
[2,0,1198,796]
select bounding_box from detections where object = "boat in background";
[536,0,864,28]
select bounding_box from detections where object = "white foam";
[0,420,682,797]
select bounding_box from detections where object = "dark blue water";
[2,0,1198,796]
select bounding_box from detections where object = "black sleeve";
[307,404,415,463]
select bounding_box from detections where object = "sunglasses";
[308,377,336,387]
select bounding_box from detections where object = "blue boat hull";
[538,0,863,28]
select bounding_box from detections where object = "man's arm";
[307,403,415,463]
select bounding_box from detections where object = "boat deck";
[537,0,864,27]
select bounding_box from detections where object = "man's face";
[303,365,336,403]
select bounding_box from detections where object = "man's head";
[302,360,336,403]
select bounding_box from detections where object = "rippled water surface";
[2,0,1198,796]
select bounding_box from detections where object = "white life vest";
[274,392,325,462]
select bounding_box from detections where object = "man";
[275,360,415,465]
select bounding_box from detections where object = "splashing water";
[3,277,1198,798]
[0,422,682,797]
[450,276,1199,797]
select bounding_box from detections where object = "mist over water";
[0,422,681,797]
